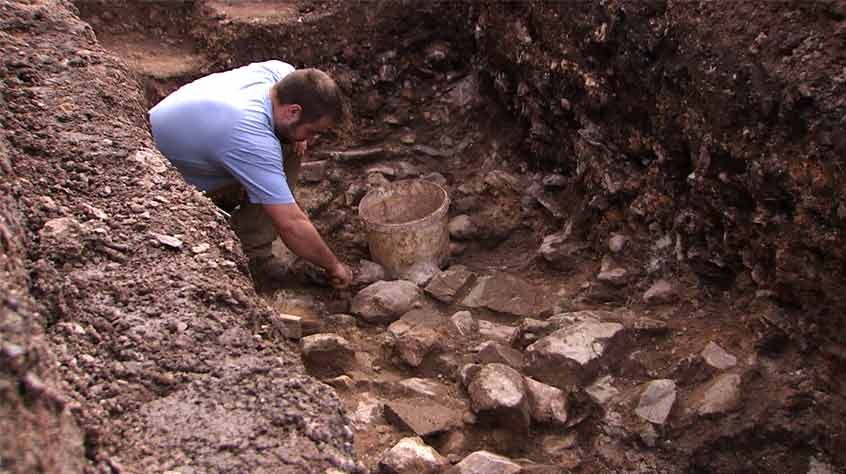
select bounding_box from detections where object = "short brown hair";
[274,68,343,125]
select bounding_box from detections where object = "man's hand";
[294,140,308,157]
[326,262,353,289]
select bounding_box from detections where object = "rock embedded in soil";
[476,341,525,370]
[524,376,569,426]
[586,375,620,405]
[268,313,302,339]
[378,436,448,474]
[686,373,741,416]
[448,214,478,240]
[608,234,629,253]
[541,433,582,469]
[425,265,475,304]
[396,325,440,367]
[384,398,464,437]
[477,320,518,343]
[634,379,677,424]
[643,279,677,305]
[510,318,555,349]
[449,450,522,474]
[301,334,355,378]
[355,259,386,285]
[466,363,531,433]
[449,310,478,336]
[351,392,385,430]
[525,317,625,389]
[539,230,588,271]
[597,266,629,286]
[449,241,467,256]
[150,232,183,249]
[701,341,737,370]
[597,255,630,286]
[460,363,483,387]
[300,159,329,183]
[351,280,421,324]
[400,261,440,287]
[461,273,545,317]
[397,378,448,398]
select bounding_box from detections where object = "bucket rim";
[358,179,450,232]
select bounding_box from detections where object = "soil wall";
[1,1,356,472]
[470,0,846,348]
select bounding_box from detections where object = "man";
[149,60,353,289]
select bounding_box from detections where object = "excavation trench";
[3,0,844,473]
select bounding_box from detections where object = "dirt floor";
[2,0,845,473]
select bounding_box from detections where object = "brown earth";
[1,0,845,473]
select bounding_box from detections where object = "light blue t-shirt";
[149,60,296,204]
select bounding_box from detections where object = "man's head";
[271,68,343,143]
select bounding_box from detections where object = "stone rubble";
[449,451,522,474]
[525,316,625,389]
[351,392,385,430]
[396,325,441,367]
[355,259,387,286]
[539,230,588,271]
[301,334,356,378]
[352,280,422,324]
[635,379,677,424]
[384,398,465,437]
[523,376,569,426]
[477,320,518,344]
[476,341,525,370]
[701,341,738,370]
[425,266,475,304]
[449,310,478,336]
[643,279,677,305]
[461,273,545,317]
[686,373,742,416]
[377,436,448,474]
[448,214,478,240]
[465,363,531,433]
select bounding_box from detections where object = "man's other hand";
[327,262,353,289]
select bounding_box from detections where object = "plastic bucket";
[358,179,450,279]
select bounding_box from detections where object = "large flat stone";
[701,341,737,370]
[384,398,464,436]
[378,436,447,474]
[352,280,421,324]
[466,363,530,433]
[396,325,440,367]
[686,373,741,416]
[477,320,518,343]
[301,334,355,378]
[461,273,546,317]
[525,317,625,389]
[524,377,569,426]
[450,451,522,474]
[635,379,677,424]
[425,265,475,304]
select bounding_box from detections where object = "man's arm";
[262,203,352,287]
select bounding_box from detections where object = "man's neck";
[268,89,290,144]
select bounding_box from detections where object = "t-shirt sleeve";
[220,135,295,205]
[262,60,296,82]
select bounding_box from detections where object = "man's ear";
[285,104,302,122]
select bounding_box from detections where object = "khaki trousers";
[208,144,300,260]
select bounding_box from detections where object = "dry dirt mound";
[1,1,356,472]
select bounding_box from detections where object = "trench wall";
[470,0,846,347]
